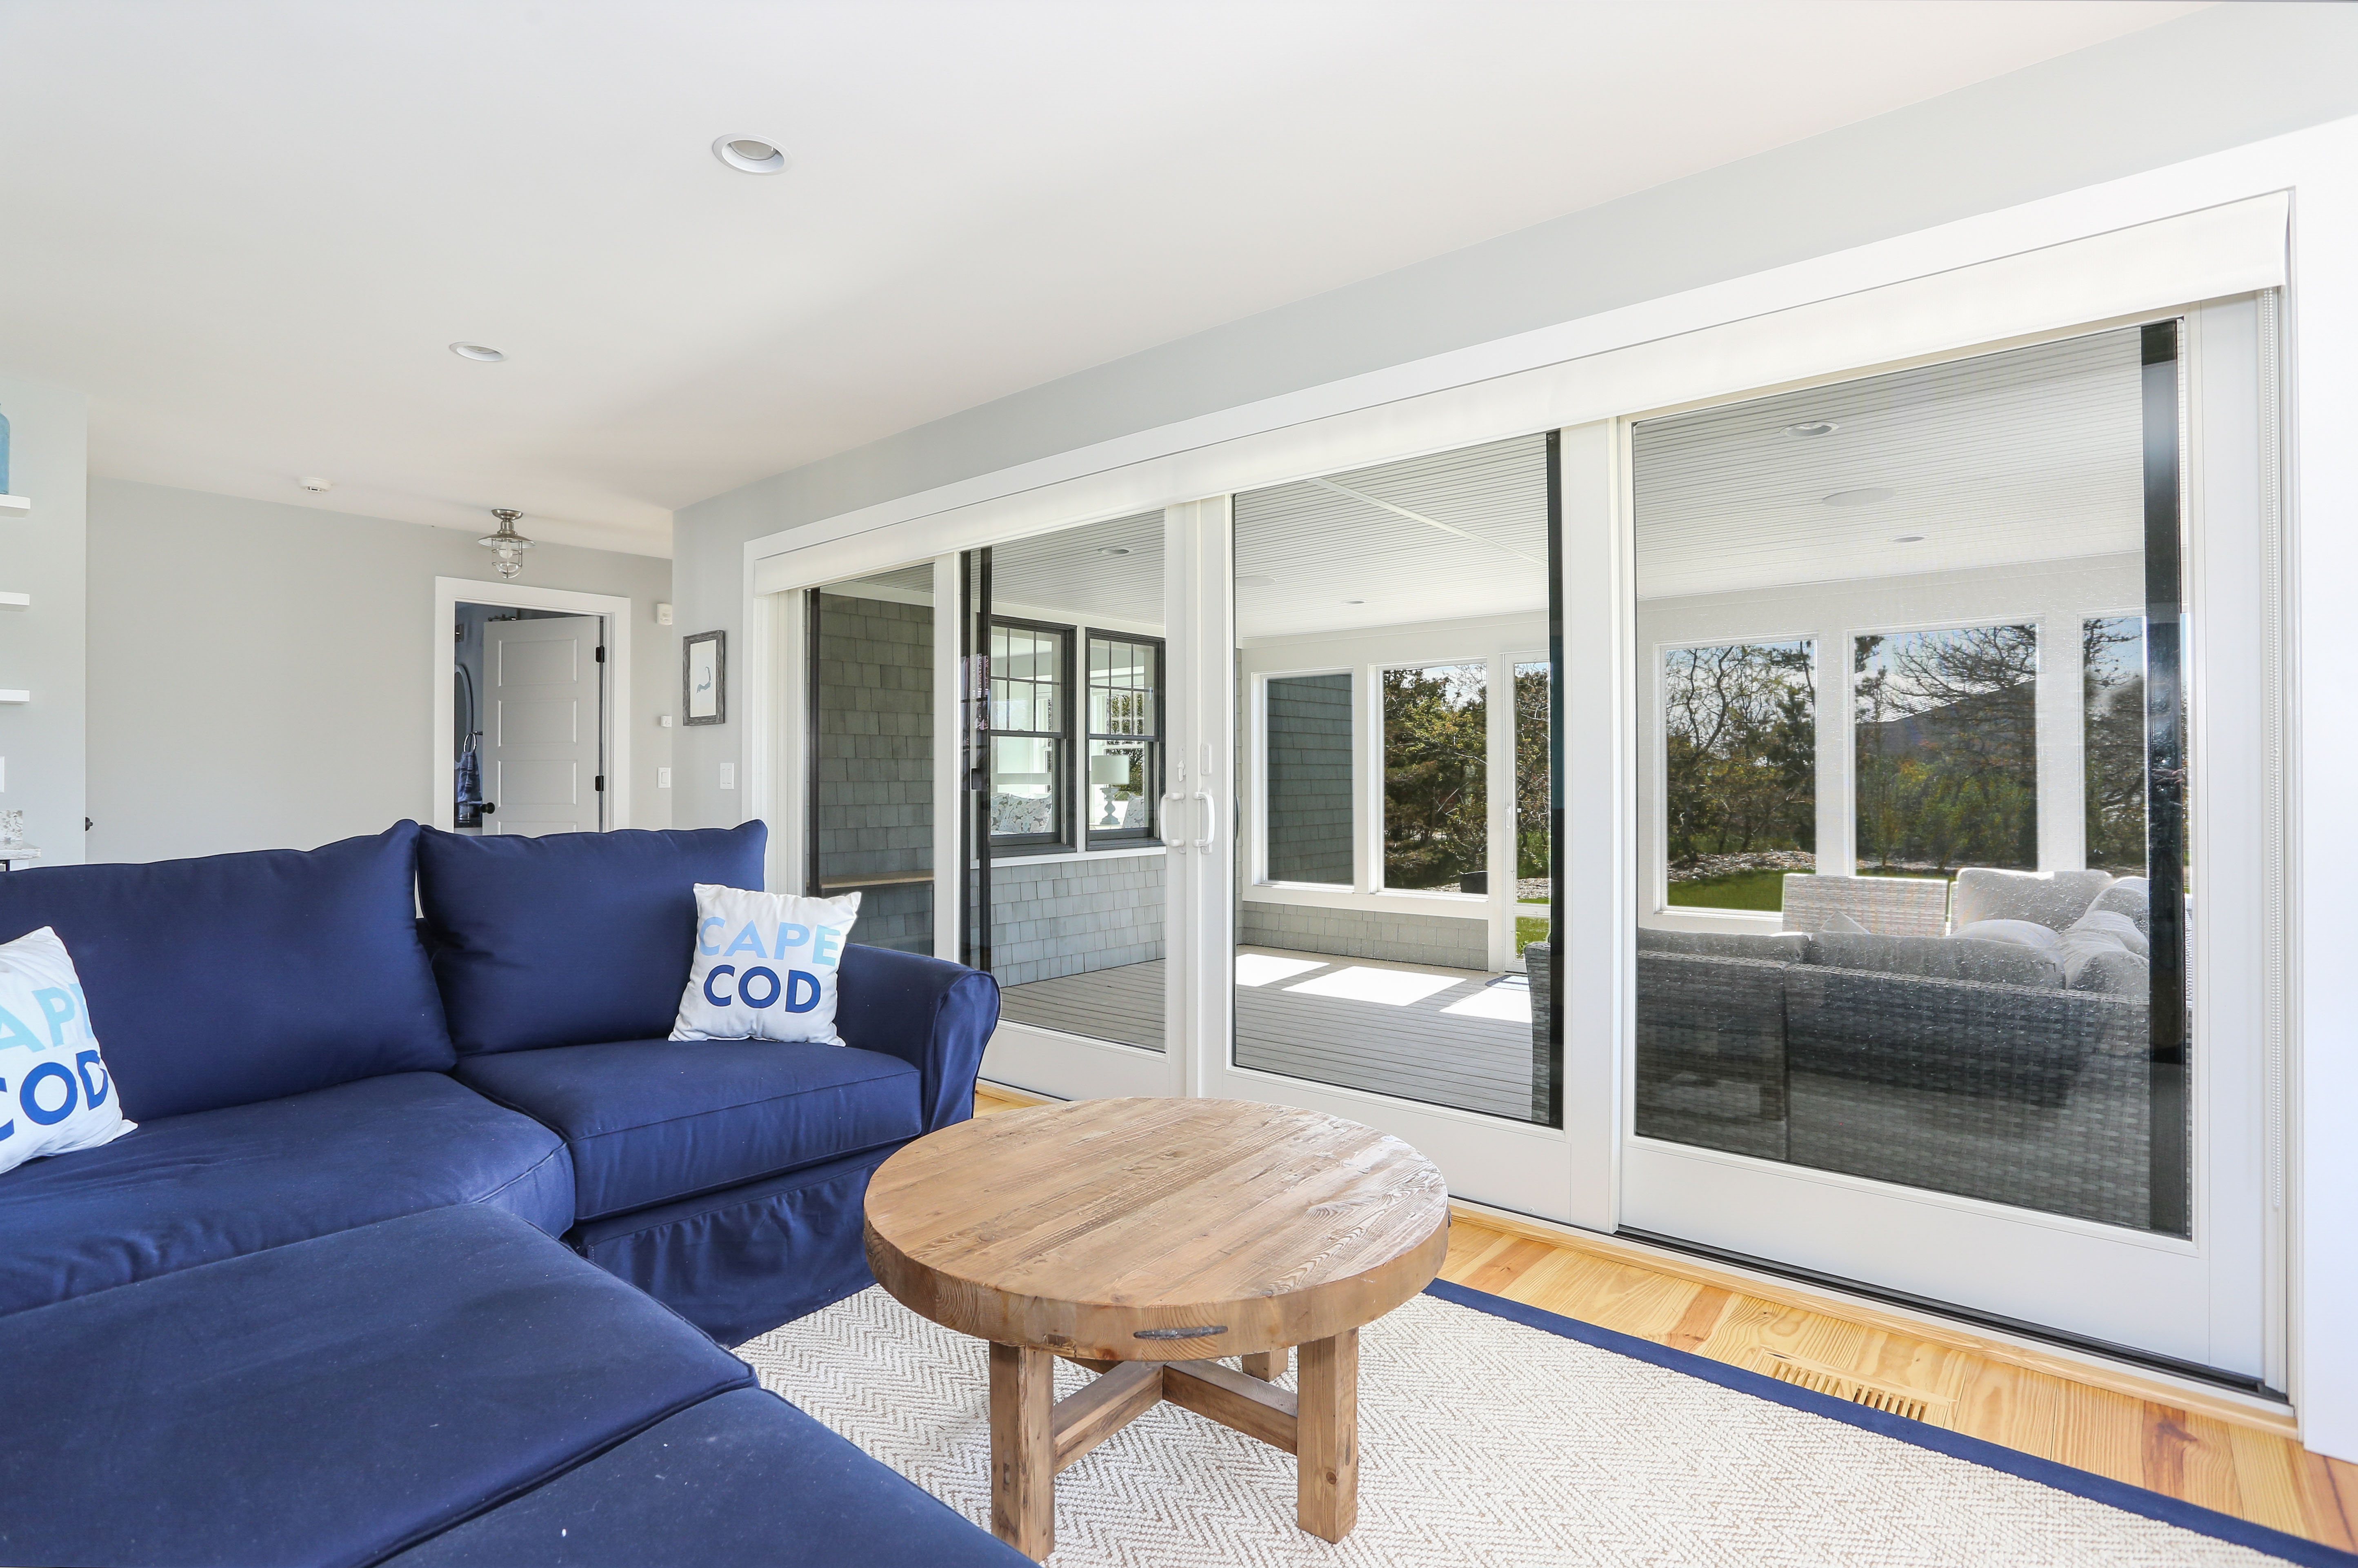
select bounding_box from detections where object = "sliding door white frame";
[730,187,2302,1394]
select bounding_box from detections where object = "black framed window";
[988,619,1071,850]
[1085,632,1162,845]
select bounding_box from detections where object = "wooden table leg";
[990,1341,1056,1560]
[1296,1328,1358,1541]
[1242,1347,1287,1381]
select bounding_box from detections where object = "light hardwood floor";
[971,1083,2358,1552]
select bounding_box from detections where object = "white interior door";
[482,613,605,837]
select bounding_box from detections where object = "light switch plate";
[655,602,674,626]
[718,763,736,790]
[657,767,672,789]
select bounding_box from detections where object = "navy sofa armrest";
[833,945,1000,1132]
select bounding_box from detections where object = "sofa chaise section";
[382,1387,1035,1568]
[0,1206,753,1568]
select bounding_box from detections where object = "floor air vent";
[1749,1352,1951,1426]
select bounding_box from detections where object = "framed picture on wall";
[683,630,726,725]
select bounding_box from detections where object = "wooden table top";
[863,1097,1450,1361]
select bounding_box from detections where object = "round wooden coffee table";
[864,1096,1449,1561]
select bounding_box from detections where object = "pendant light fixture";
[480,508,535,579]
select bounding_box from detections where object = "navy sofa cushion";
[0,1206,751,1568]
[418,822,767,1056]
[835,942,1001,1132]
[455,1039,920,1222]
[573,1146,898,1345]
[384,1388,1033,1567]
[0,822,453,1120]
[0,1071,573,1317]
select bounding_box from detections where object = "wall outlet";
[718,763,736,790]
[658,714,673,728]
[655,602,674,626]
[657,767,673,789]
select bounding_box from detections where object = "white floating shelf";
[0,691,28,704]
[0,593,27,609]
[0,496,28,516]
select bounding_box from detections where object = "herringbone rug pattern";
[739,1287,2277,1566]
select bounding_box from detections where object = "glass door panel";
[1620,316,2267,1378]
[805,566,938,951]
[963,513,1176,1098]
[1227,435,1563,1144]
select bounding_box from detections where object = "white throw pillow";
[672,885,862,1046]
[0,926,134,1177]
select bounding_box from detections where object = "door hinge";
[594,775,605,792]
[595,646,607,664]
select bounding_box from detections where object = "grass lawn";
[1665,868,1787,912]
[1515,916,1550,955]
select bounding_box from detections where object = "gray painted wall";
[1242,900,1486,971]
[87,478,671,863]
[0,370,88,866]
[989,853,1166,989]
[667,6,2358,832]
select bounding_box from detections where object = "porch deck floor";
[992,946,1543,1123]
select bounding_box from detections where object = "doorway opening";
[431,577,636,835]
[455,604,605,835]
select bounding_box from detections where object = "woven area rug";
[739,1282,2336,1567]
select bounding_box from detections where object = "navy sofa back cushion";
[0,822,454,1121]
[418,822,768,1055]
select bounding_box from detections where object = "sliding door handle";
[1190,788,1216,854]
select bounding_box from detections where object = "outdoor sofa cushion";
[454,1039,920,1222]
[1949,867,2113,934]
[0,1071,572,1317]
[1804,931,2064,987]
[418,823,767,1056]
[383,1387,1036,1568]
[0,1205,751,1568]
[0,822,453,1120]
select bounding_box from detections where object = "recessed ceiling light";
[1891,534,1925,544]
[1099,546,1131,557]
[713,135,788,175]
[1785,421,1839,438]
[299,476,333,493]
[1822,486,1895,507]
[449,342,505,362]
[1344,598,1366,605]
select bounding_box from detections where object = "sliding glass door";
[1209,436,1569,1213]
[960,514,1180,1101]
[1616,309,2275,1382]
[778,295,2278,1383]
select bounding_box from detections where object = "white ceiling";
[0,1,2202,556]
[1631,324,2146,600]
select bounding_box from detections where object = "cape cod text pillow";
[0,926,134,1177]
[672,885,862,1046]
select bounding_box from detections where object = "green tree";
[1382,665,1487,890]
[1853,625,2038,872]
[1662,642,1816,865]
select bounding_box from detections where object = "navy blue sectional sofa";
[0,820,1025,1568]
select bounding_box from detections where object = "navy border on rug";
[1426,1279,2355,1567]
